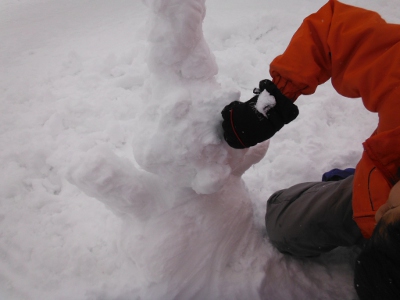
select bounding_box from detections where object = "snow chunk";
[255,90,276,116]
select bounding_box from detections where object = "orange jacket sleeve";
[270,0,400,131]
[270,0,400,238]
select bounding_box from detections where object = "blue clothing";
[322,168,355,182]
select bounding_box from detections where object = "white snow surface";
[255,91,276,116]
[0,0,396,299]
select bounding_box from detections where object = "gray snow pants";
[265,175,364,257]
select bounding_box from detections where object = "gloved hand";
[221,79,299,149]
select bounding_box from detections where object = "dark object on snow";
[221,79,299,149]
[322,168,355,182]
[354,218,400,300]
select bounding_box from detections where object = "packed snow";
[1,0,398,299]
[255,91,276,117]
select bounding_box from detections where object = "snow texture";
[0,0,396,299]
[67,1,270,298]
[256,90,276,116]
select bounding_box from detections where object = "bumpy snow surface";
[1,0,397,299]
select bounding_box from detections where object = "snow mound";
[67,0,270,298]
[132,0,269,195]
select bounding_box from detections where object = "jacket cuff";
[271,75,306,101]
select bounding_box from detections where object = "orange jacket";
[270,0,400,238]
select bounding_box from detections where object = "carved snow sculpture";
[68,0,269,299]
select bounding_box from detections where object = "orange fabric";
[269,0,400,238]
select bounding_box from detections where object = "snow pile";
[68,0,270,299]
[133,0,269,195]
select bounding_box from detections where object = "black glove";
[221,79,299,149]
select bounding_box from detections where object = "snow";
[0,0,397,299]
[255,91,276,116]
